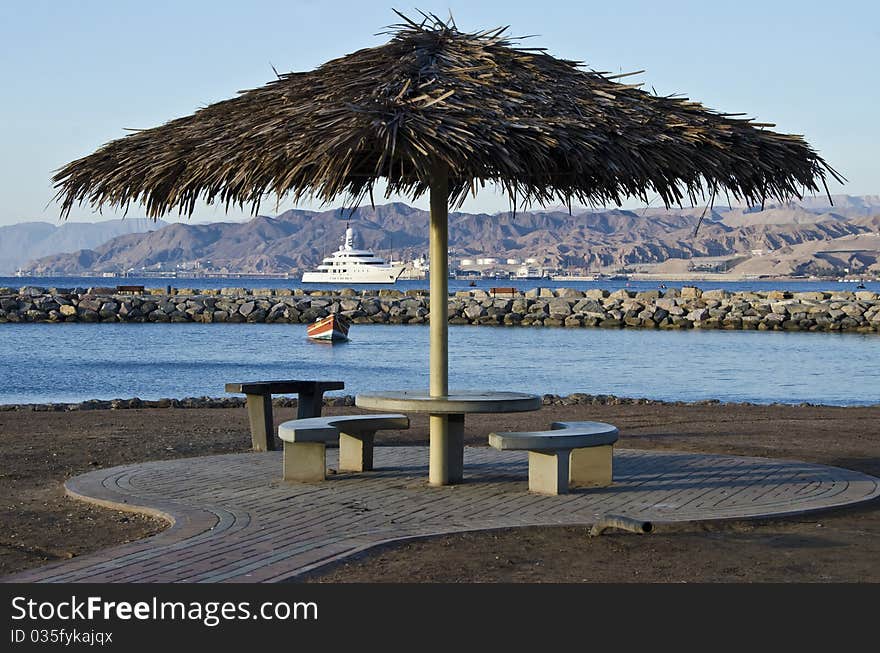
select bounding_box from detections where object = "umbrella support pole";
[428,164,453,486]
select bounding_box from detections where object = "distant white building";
[459,258,475,266]
[476,257,498,265]
[412,256,429,271]
[506,258,521,265]
[515,265,545,279]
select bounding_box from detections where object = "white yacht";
[301,224,406,284]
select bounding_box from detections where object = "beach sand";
[1,402,878,582]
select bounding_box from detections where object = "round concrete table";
[356,390,542,485]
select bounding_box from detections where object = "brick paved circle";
[5,447,879,583]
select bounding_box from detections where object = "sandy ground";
[1,402,878,582]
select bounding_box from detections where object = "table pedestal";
[430,414,464,485]
[356,390,541,487]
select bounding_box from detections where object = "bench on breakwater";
[490,287,517,297]
[225,380,344,452]
[489,421,619,495]
[115,285,145,294]
[278,414,409,482]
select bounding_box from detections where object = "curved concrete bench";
[278,414,409,482]
[489,421,619,495]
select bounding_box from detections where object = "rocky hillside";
[19,196,880,276]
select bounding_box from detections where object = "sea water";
[2,275,879,295]
[1,322,877,406]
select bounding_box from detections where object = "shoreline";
[2,392,878,413]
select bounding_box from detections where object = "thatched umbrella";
[54,12,839,485]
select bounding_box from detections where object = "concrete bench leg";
[338,430,375,472]
[283,442,326,482]
[528,449,571,495]
[246,393,275,452]
[569,445,614,488]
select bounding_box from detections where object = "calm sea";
[1,322,877,406]
[2,275,880,295]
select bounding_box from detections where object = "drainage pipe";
[589,514,654,536]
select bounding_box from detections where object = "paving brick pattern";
[5,447,879,583]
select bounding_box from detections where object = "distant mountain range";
[11,195,880,278]
[0,218,164,275]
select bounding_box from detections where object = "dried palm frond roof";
[53,11,841,218]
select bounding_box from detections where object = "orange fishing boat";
[306,314,350,342]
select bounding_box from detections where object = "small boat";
[307,314,350,342]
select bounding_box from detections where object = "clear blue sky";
[1,0,877,225]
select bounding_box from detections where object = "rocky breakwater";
[1,285,879,333]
